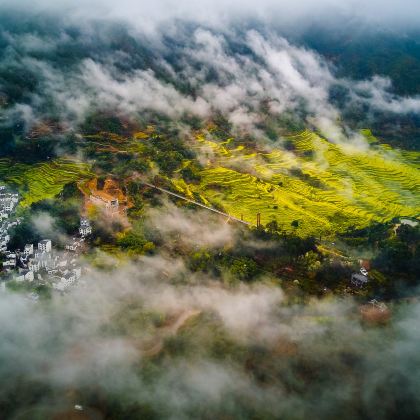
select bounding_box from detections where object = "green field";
[172,130,420,237]
[0,159,91,207]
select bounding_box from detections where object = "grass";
[172,130,420,237]
[0,158,92,207]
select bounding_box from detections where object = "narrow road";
[141,181,250,226]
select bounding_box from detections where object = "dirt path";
[141,309,201,357]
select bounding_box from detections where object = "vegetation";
[0,158,91,207]
[168,129,420,237]
[0,14,420,420]
[340,221,420,297]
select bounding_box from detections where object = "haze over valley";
[0,1,419,419]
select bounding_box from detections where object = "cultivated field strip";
[0,159,91,206]
[180,130,420,236]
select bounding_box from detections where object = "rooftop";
[352,273,368,283]
[91,190,117,202]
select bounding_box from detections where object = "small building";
[29,259,40,273]
[24,244,34,256]
[38,239,52,253]
[79,218,92,237]
[65,241,80,252]
[53,272,77,291]
[57,259,68,268]
[73,267,82,279]
[79,225,92,237]
[2,259,16,269]
[2,200,14,212]
[15,270,34,282]
[351,273,369,287]
[89,191,119,213]
[36,252,54,269]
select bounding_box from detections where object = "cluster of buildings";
[0,186,21,252]
[64,218,92,253]
[1,216,93,293]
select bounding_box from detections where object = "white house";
[79,218,92,236]
[2,200,14,212]
[24,243,34,256]
[36,252,54,269]
[79,225,92,237]
[73,267,82,279]
[29,259,40,272]
[53,272,77,291]
[15,270,34,282]
[38,239,52,253]
[2,259,16,268]
[65,239,82,252]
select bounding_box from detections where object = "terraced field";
[0,159,91,207]
[173,130,420,237]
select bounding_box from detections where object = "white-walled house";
[2,200,14,212]
[53,272,77,291]
[2,259,16,268]
[79,225,92,237]
[79,217,92,236]
[38,240,52,253]
[73,267,82,279]
[35,252,54,269]
[15,270,34,282]
[24,244,34,256]
[65,239,83,252]
[29,259,40,272]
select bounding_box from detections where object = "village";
[0,185,20,253]
[0,176,130,298]
[0,184,92,296]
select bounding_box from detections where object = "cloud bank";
[1,21,419,150]
[2,0,420,32]
[1,252,420,419]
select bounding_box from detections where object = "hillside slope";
[171,130,420,237]
[0,159,91,207]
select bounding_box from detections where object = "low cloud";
[2,23,418,152]
[350,76,420,114]
[2,0,420,33]
[1,255,420,418]
[147,203,236,249]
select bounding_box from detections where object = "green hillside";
[0,159,91,207]
[171,130,420,237]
